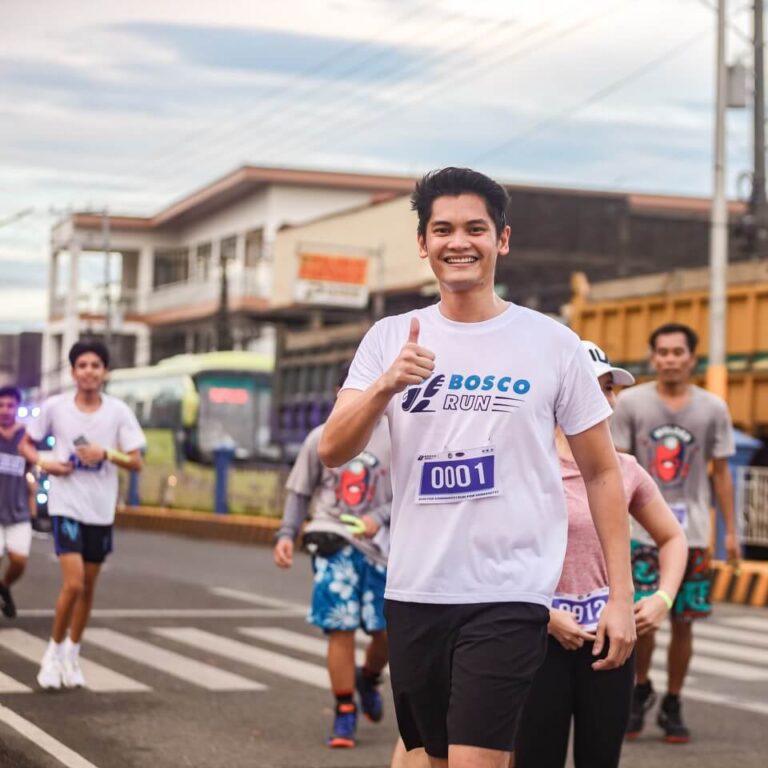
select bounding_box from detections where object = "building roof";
[68,164,747,232]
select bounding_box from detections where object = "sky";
[0,0,757,331]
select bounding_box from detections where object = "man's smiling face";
[417,193,510,294]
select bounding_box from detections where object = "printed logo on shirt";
[647,424,695,486]
[336,451,381,510]
[0,452,25,477]
[402,372,531,415]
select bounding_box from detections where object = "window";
[153,248,189,288]
[195,243,212,280]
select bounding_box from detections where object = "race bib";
[416,445,499,504]
[670,501,688,530]
[68,453,104,472]
[0,452,25,477]
[551,586,609,631]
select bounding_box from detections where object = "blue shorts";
[308,545,387,633]
[52,516,113,564]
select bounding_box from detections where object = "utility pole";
[102,209,112,349]
[707,0,729,399]
[751,0,768,255]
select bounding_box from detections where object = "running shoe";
[62,654,86,689]
[658,695,690,743]
[37,651,63,691]
[355,666,384,722]
[327,702,357,748]
[625,681,657,740]
[0,584,16,619]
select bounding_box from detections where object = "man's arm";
[319,317,434,467]
[567,419,636,670]
[712,457,738,562]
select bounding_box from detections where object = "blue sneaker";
[327,702,357,748]
[356,667,383,723]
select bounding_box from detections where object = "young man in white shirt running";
[29,340,145,690]
[319,167,636,768]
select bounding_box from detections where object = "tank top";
[0,427,30,524]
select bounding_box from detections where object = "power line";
[471,26,712,165]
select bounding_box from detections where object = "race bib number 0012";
[551,586,610,631]
[416,446,499,504]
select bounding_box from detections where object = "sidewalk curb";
[116,505,281,545]
[116,505,768,607]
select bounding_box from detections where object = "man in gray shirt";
[273,368,391,751]
[611,322,736,744]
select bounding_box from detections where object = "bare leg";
[667,619,693,695]
[51,554,84,643]
[391,737,430,768]
[448,745,510,768]
[327,630,356,692]
[68,562,102,643]
[1,552,27,587]
[634,631,655,685]
[364,629,388,673]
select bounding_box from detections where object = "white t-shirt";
[29,393,146,525]
[344,303,612,606]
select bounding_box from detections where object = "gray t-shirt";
[0,426,30,525]
[285,420,392,565]
[611,382,735,548]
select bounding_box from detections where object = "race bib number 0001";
[416,446,499,504]
[551,586,610,631]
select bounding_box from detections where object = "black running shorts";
[385,599,549,758]
[52,516,113,564]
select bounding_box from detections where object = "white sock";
[47,639,63,658]
[64,638,80,659]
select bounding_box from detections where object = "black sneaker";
[0,584,16,619]
[625,681,656,740]
[658,695,690,743]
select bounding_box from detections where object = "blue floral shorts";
[308,545,387,633]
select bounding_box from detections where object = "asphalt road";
[0,530,766,768]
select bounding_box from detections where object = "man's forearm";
[319,380,393,467]
[713,468,736,535]
[585,468,634,601]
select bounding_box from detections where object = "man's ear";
[497,225,511,257]
[417,233,428,260]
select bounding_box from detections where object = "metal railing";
[736,465,768,547]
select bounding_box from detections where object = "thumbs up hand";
[382,316,436,395]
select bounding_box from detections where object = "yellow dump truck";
[567,261,768,434]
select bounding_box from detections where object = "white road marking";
[86,629,265,692]
[658,622,768,649]
[239,627,367,666]
[680,686,768,717]
[0,629,149,693]
[720,616,768,633]
[651,641,768,681]
[17,608,303,619]
[654,632,768,666]
[0,670,32,694]
[0,704,100,767]
[155,628,329,689]
[210,587,308,613]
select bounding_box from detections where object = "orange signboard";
[297,253,368,286]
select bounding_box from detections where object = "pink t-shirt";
[556,452,658,596]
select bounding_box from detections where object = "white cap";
[582,340,635,386]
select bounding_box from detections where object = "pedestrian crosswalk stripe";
[0,629,149,693]
[86,629,266,692]
[239,627,367,666]
[658,622,768,649]
[721,616,768,633]
[655,632,768,667]
[154,627,329,689]
[210,587,307,614]
[652,636,768,681]
[0,670,32,694]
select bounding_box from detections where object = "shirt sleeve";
[609,393,634,453]
[711,399,735,459]
[343,322,385,392]
[555,342,613,436]
[117,404,147,452]
[26,399,52,443]
[626,458,659,515]
[285,429,323,497]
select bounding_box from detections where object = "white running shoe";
[37,652,63,690]
[62,654,86,688]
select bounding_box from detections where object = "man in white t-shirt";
[28,340,145,690]
[319,168,636,768]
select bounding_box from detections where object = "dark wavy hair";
[68,340,110,369]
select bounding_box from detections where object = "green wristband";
[655,589,674,610]
[106,449,131,464]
